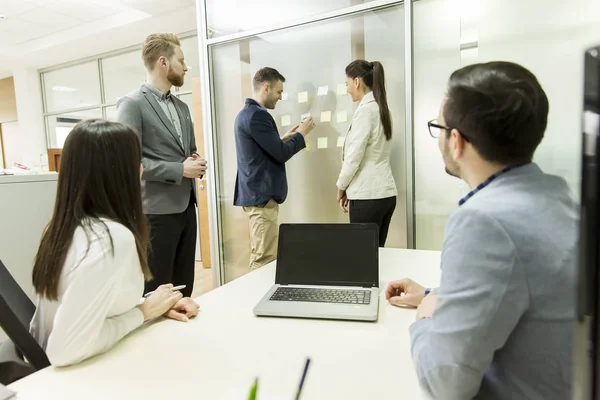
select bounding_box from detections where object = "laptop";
[253,223,380,322]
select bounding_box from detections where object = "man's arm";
[249,111,305,163]
[116,96,184,185]
[409,209,528,399]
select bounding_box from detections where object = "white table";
[9,248,441,399]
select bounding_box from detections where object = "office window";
[101,50,145,105]
[43,62,102,113]
[46,108,103,148]
[205,0,376,38]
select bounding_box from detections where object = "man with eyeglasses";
[386,62,577,399]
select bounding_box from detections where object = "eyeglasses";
[427,119,470,142]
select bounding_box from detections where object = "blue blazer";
[233,98,306,207]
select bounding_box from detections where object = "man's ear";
[450,128,466,158]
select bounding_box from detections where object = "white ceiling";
[0,0,197,78]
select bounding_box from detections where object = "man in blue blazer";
[234,67,315,271]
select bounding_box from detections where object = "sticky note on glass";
[281,115,291,127]
[320,111,331,122]
[282,92,288,101]
[301,112,311,120]
[317,137,328,149]
[336,111,348,123]
[317,86,329,96]
[337,137,345,147]
[298,91,308,103]
[337,83,347,95]
[304,141,310,151]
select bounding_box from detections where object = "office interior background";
[0,0,597,303]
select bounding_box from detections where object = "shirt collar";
[358,91,375,107]
[144,82,171,101]
[458,163,529,206]
[246,98,266,110]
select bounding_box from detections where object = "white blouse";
[337,92,397,200]
[30,219,145,367]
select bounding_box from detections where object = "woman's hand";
[166,298,200,322]
[137,284,183,322]
[337,189,349,213]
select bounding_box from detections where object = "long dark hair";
[346,60,392,140]
[32,119,151,300]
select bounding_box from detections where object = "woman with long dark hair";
[337,60,397,246]
[30,119,199,367]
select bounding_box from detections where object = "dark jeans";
[349,196,397,247]
[145,194,197,298]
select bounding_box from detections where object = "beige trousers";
[243,199,279,271]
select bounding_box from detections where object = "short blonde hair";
[141,33,181,70]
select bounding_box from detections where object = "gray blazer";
[410,163,578,400]
[116,85,197,215]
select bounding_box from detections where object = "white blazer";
[30,219,145,366]
[337,92,397,200]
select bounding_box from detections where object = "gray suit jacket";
[116,85,197,215]
[410,163,578,400]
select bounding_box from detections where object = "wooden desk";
[9,248,441,399]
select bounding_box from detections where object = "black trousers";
[145,194,197,298]
[349,196,397,247]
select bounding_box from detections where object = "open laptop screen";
[275,223,379,287]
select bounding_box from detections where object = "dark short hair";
[253,67,286,91]
[443,61,549,165]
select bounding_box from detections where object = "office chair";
[0,257,50,384]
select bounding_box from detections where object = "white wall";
[13,69,47,170]
[478,0,600,199]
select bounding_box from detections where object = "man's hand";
[298,117,315,136]
[281,125,299,143]
[165,298,200,322]
[337,189,348,213]
[385,278,427,308]
[183,156,207,179]
[416,293,438,320]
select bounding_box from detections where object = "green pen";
[248,377,258,400]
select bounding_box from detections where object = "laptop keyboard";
[270,287,371,305]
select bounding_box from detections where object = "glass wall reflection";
[211,6,406,282]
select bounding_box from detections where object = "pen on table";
[143,285,186,298]
[248,377,258,400]
[295,357,311,400]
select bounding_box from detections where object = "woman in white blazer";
[30,120,199,367]
[336,60,397,247]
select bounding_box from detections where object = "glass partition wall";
[198,1,409,284]
[198,0,597,285]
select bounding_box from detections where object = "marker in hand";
[143,285,186,298]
